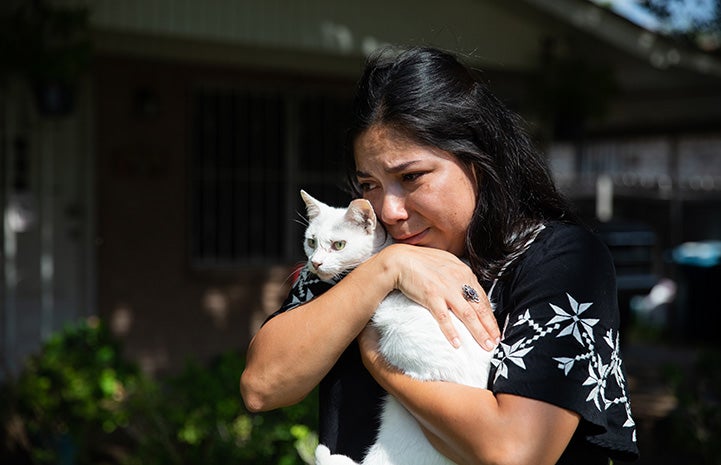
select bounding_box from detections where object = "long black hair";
[347,46,574,282]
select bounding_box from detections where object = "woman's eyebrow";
[356,160,421,178]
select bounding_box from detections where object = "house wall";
[94,55,314,374]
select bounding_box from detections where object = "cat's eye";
[306,238,317,249]
[332,240,346,251]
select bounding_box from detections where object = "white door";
[1,78,95,379]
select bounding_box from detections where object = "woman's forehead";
[354,125,409,155]
[354,125,454,173]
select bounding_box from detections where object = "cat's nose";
[312,260,323,270]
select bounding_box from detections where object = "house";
[2,0,720,377]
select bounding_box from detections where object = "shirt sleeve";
[489,224,639,460]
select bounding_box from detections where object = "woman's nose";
[380,193,408,224]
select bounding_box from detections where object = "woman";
[241,47,639,465]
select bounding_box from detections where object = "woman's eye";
[332,240,346,251]
[357,180,376,192]
[306,238,317,249]
[402,172,423,182]
[356,178,378,192]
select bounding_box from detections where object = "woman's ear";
[468,163,482,199]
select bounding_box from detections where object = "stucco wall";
[94,55,303,374]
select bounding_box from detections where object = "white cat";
[299,190,493,465]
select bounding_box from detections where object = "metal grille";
[190,87,351,266]
[549,135,721,195]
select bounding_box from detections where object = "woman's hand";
[378,243,500,350]
[358,324,385,372]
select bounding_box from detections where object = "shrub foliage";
[0,318,318,465]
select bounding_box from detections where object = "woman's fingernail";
[495,337,501,344]
[452,337,461,348]
[485,339,495,350]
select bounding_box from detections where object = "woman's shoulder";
[502,220,617,308]
[523,221,613,269]
[537,220,607,247]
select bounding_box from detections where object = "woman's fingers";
[428,297,498,351]
[358,325,381,363]
[386,244,500,350]
[451,284,500,350]
[429,282,498,351]
[427,301,463,348]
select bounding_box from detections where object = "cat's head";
[300,190,378,281]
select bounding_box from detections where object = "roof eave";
[521,0,721,78]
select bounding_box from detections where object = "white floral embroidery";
[548,293,599,344]
[491,292,636,443]
[554,356,577,375]
[583,354,608,410]
[491,339,533,381]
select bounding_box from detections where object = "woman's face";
[354,125,478,256]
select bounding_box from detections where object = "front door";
[1,79,94,378]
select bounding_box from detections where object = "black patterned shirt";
[268,221,639,463]
[487,222,638,462]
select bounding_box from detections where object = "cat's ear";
[300,190,324,220]
[346,199,376,233]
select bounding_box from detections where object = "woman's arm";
[241,244,500,412]
[359,327,579,465]
[240,250,393,412]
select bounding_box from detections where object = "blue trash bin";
[672,241,721,344]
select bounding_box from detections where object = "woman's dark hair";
[347,46,574,282]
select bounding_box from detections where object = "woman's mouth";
[395,229,429,246]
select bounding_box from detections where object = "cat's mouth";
[311,267,336,282]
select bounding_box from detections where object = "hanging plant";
[0,0,92,116]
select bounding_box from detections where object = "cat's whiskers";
[294,210,310,227]
[280,263,307,287]
[281,270,297,287]
[344,258,367,270]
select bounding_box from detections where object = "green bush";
[1,318,318,465]
[125,351,318,465]
[0,317,144,464]
[665,349,721,465]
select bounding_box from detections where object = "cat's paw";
[315,444,332,464]
[314,444,358,465]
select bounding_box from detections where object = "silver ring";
[462,284,481,303]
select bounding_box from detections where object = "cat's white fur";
[300,190,493,465]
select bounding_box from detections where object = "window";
[190,86,352,266]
